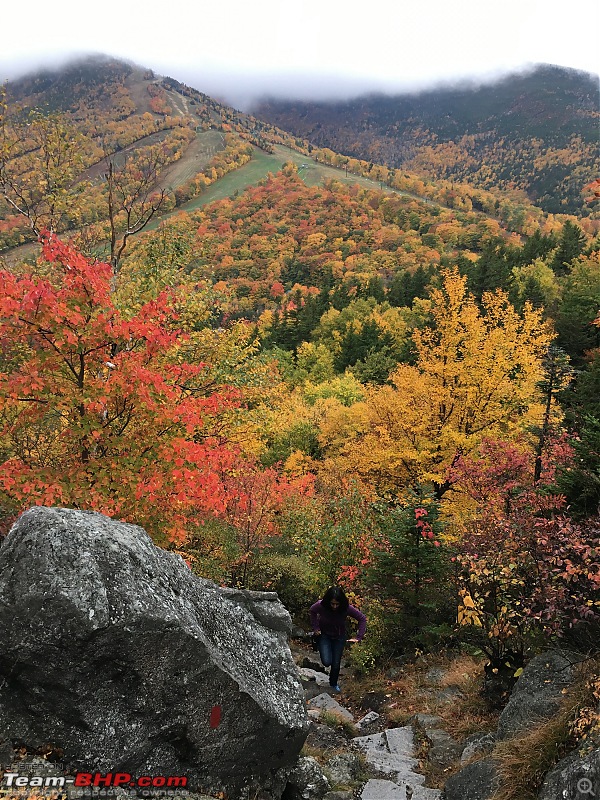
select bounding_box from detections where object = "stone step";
[356,727,416,756]
[355,731,388,748]
[356,726,441,799]
[360,778,442,799]
[298,667,331,686]
[306,692,355,722]
[364,751,422,779]
[385,727,415,755]
[355,728,421,778]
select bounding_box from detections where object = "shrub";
[248,552,315,614]
[364,489,455,654]
[347,599,387,674]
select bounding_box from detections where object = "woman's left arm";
[347,605,367,641]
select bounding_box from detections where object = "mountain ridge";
[252,63,600,216]
[1,54,597,259]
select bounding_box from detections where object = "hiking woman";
[310,586,366,693]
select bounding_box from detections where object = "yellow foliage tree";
[336,269,553,498]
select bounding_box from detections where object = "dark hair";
[321,586,349,614]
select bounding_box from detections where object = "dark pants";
[317,634,346,686]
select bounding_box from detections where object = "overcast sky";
[2,0,599,108]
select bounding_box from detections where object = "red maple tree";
[0,234,241,543]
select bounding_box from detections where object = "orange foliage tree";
[0,234,244,543]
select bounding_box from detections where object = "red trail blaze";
[209,705,222,729]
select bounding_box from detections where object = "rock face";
[283,757,330,799]
[537,747,600,800]
[442,650,586,800]
[0,507,309,797]
[442,759,498,800]
[497,651,577,740]
[325,752,361,786]
[460,733,496,765]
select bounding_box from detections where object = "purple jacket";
[310,600,367,641]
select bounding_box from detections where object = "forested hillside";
[0,56,598,748]
[254,64,600,216]
[0,55,305,253]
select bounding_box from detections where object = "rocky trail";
[294,647,444,800]
[291,645,600,800]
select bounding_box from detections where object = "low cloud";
[0,52,90,83]
[143,63,549,113]
[2,52,595,115]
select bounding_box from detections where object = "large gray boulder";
[497,651,577,740]
[0,507,309,798]
[442,650,586,800]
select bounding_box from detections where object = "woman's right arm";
[309,600,321,634]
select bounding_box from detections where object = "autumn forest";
[0,55,599,692]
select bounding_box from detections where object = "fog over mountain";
[5,51,597,115]
[159,64,554,113]
[3,0,598,112]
